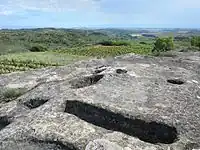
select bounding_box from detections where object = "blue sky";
[0,0,200,29]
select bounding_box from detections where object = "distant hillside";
[0,28,199,55]
[0,29,112,48]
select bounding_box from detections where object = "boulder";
[0,52,200,150]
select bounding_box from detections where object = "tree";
[152,37,174,53]
[29,45,48,52]
[191,36,200,49]
[98,40,131,46]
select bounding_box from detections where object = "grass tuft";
[0,88,27,103]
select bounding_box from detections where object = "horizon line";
[1,26,200,30]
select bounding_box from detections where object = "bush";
[191,36,200,49]
[98,40,131,46]
[152,37,174,53]
[29,45,48,52]
[0,88,26,103]
[139,41,147,45]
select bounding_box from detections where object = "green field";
[0,51,88,74]
[0,40,154,74]
[59,44,152,57]
[0,28,199,75]
[0,43,153,74]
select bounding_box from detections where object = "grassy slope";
[0,51,88,74]
[0,43,153,74]
[0,51,87,65]
[0,29,112,52]
[0,28,196,75]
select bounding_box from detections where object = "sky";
[0,0,200,29]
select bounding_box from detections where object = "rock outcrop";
[0,52,200,150]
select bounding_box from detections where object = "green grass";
[0,51,88,74]
[0,88,27,103]
[0,42,28,55]
[0,28,197,76]
[174,41,191,49]
[0,51,87,64]
[0,44,153,74]
[1,39,192,75]
[0,39,194,75]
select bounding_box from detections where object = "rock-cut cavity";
[1,138,76,150]
[116,69,128,74]
[65,100,178,144]
[70,74,104,89]
[24,98,49,109]
[94,68,107,74]
[167,79,185,85]
[0,116,10,131]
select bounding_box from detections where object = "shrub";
[191,36,200,49]
[29,45,48,52]
[98,40,131,46]
[0,88,26,103]
[139,41,147,45]
[152,37,174,53]
[152,51,177,58]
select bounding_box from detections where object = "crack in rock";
[70,74,104,89]
[23,98,49,109]
[167,79,185,85]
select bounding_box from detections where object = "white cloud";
[0,4,13,15]
[0,0,101,13]
[0,0,199,27]
[1,0,200,15]
[0,10,13,15]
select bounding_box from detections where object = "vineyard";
[0,59,58,74]
[0,28,198,76]
[60,44,153,58]
[0,44,152,74]
[0,52,87,74]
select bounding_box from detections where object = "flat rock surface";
[0,52,200,150]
